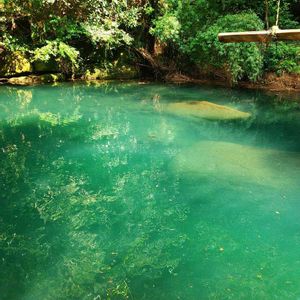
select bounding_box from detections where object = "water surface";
[1,82,300,299]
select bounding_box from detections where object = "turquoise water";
[1,82,300,299]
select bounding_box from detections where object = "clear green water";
[1,82,300,300]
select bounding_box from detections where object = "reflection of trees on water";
[0,85,187,299]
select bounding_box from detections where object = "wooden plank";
[218,29,300,43]
[276,29,300,41]
[218,31,271,43]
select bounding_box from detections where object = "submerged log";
[218,28,300,43]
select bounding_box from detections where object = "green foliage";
[150,13,181,43]
[33,41,79,73]
[83,21,133,49]
[148,0,300,83]
[264,42,300,74]
[0,0,299,81]
[1,33,29,53]
[188,13,265,82]
[158,9,265,82]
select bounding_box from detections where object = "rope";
[275,0,281,26]
[264,0,269,29]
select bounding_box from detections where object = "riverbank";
[165,72,300,93]
[1,70,300,93]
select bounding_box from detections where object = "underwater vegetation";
[1,82,300,299]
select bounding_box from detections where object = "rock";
[7,74,65,86]
[83,65,139,81]
[109,65,139,79]
[172,141,300,188]
[84,68,109,80]
[83,53,139,81]
[0,51,32,76]
[165,101,251,121]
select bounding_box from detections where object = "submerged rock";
[165,101,251,121]
[173,141,300,188]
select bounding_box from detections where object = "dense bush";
[149,0,299,83]
[33,41,79,74]
[0,0,299,82]
[150,13,181,43]
[264,42,300,75]
[182,13,265,82]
